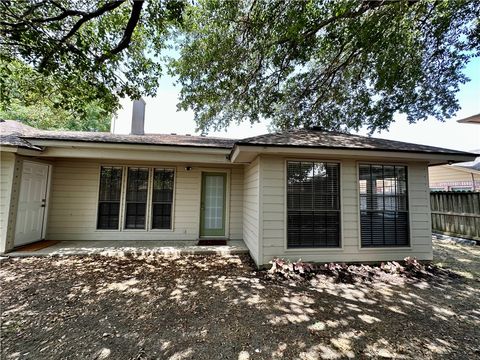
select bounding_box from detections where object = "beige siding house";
[0,117,475,267]
[429,162,480,191]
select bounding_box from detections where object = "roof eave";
[231,144,476,165]
[25,138,233,153]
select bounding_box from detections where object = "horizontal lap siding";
[260,157,284,252]
[242,158,260,264]
[429,165,474,183]
[46,159,243,241]
[259,156,432,265]
[229,166,244,240]
[0,152,15,251]
[408,162,432,249]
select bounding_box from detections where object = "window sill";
[94,229,174,233]
[358,246,412,251]
[285,247,343,253]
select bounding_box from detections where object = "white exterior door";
[14,162,49,246]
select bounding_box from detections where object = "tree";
[1,0,185,129]
[173,0,480,133]
[1,60,112,131]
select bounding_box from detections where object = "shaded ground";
[432,239,480,280]
[1,242,479,360]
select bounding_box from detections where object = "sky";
[113,57,480,152]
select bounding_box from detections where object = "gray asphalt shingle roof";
[27,130,236,148]
[0,120,235,149]
[235,128,473,156]
[0,120,42,150]
[0,120,475,158]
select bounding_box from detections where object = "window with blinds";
[97,166,123,230]
[359,164,409,247]
[287,161,340,248]
[97,165,175,231]
[125,167,149,229]
[152,168,174,229]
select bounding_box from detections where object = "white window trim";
[95,164,176,232]
[356,161,412,250]
[283,158,344,252]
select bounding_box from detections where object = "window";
[152,168,174,229]
[287,161,340,248]
[359,164,409,247]
[125,167,149,229]
[97,166,123,229]
[96,166,175,230]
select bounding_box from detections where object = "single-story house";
[0,110,475,266]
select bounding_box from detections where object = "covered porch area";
[4,239,249,258]
[1,146,245,253]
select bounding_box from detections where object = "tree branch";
[95,0,144,64]
[39,0,126,69]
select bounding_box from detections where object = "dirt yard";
[1,240,479,360]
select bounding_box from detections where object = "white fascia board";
[0,146,18,153]
[26,139,231,155]
[0,146,43,156]
[33,146,231,164]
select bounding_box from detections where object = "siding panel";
[0,152,15,252]
[258,157,433,265]
[242,158,260,264]
[46,159,243,242]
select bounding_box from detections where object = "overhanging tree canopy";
[1,0,479,133]
[173,0,480,133]
[1,0,184,129]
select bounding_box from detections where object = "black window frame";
[96,165,175,231]
[286,160,341,249]
[151,168,175,230]
[359,164,410,248]
[124,167,150,230]
[97,166,124,230]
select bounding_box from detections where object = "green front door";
[200,172,226,237]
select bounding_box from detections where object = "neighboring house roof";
[235,128,473,156]
[453,159,480,172]
[447,149,480,172]
[0,120,235,149]
[457,113,480,124]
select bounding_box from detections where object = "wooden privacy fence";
[430,191,480,241]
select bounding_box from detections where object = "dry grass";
[1,242,479,359]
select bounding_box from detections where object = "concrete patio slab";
[3,240,249,258]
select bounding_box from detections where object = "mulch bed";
[1,250,479,359]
